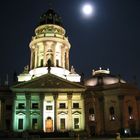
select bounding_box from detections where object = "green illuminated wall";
[13,94,42,132]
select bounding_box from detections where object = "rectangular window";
[46,105,52,110]
[74,118,79,129]
[32,118,38,130]
[18,119,23,130]
[60,118,65,130]
[32,103,39,109]
[59,103,66,109]
[18,103,25,109]
[73,103,79,108]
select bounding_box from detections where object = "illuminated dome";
[85,68,126,87]
[39,9,63,26]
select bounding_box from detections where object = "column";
[67,51,69,70]
[39,94,44,131]
[65,51,69,70]
[67,93,72,130]
[34,47,36,68]
[53,94,58,131]
[64,50,69,70]
[61,47,64,68]
[43,42,46,66]
[25,94,30,130]
[35,47,37,68]
[53,42,56,67]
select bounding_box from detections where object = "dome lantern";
[39,9,63,27]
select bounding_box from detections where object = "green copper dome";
[39,9,63,27]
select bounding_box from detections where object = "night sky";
[0,0,140,86]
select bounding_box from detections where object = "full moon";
[82,3,93,17]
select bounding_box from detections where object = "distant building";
[84,69,140,136]
[0,9,140,136]
[0,86,13,131]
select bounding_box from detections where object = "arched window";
[128,106,133,120]
[89,108,94,114]
[89,108,95,121]
[46,53,53,66]
[40,59,43,67]
[128,106,133,115]
[109,106,115,121]
[109,107,114,115]
[56,59,59,67]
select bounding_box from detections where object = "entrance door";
[45,117,53,132]
[60,118,65,131]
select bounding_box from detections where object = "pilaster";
[67,93,72,130]
[98,97,105,134]
[53,93,58,131]
[81,93,85,130]
[25,94,30,130]
[118,95,124,130]
[40,94,44,131]
[12,95,17,131]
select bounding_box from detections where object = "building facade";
[12,74,85,132]
[84,69,140,136]
[0,9,140,137]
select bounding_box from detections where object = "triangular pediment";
[72,111,81,115]
[11,73,85,92]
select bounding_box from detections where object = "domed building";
[11,9,85,133]
[85,68,126,87]
[0,9,140,137]
[84,68,140,136]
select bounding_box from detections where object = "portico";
[12,73,85,132]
